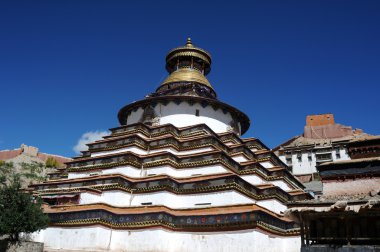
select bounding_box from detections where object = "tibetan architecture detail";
[274,114,370,195]
[286,135,380,251]
[31,39,311,252]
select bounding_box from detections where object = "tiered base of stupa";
[29,39,311,252]
[31,123,309,252]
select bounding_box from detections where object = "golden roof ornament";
[157,38,215,97]
[165,38,212,74]
[186,37,194,47]
[160,68,211,87]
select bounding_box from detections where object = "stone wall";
[323,177,380,196]
[0,241,44,252]
[304,124,353,139]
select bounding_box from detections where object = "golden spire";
[158,38,214,93]
[186,37,193,47]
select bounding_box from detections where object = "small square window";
[195,203,211,206]
[141,202,152,206]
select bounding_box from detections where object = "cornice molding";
[34,174,310,203]
[45,203,299,236]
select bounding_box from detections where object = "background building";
[274,114,370,194]
[0,144,71,187]
[286,135,380,251]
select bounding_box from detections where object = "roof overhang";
[117,95,251,135]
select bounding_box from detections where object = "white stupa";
[31,39,310,252]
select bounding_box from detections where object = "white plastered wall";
[256,199,287,214]
[79,190,269,210]
[90,146,214,158]
[232,154,249,162]
[279,148,350,176]
[67,166,294,193]
[241,174,292,191]
[125,101,240,134]
[33,226,301,252]
[67,164,230,179]
[260,161,275,168]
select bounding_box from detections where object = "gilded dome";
[158,38,215,96]
[161,68,212,88]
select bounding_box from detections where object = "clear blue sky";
[1,0,379,157]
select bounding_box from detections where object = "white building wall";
[90,146,214,158]
[241,174,264,185]
[224,141,236,146]
[271,180,292,191]
[283,153,316,175]
[279,147,351,176]
[67,167,293,193]
[241,174,292,191]
[232,155,249,162]
[79,190,273,210]
[332,148,350,161]
[67,164,230,179]
[126,102,239,134]
[256,199,287,214]
[260,161,274,168]
[34,226,301,252]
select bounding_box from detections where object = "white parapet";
[90,146,215,158]
[241,174,293,191]
[34,226,301,252]
[67,164,229,179]
[78,190,288,214]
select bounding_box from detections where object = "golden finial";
[186,37,193,47]
[165,38,212,75]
